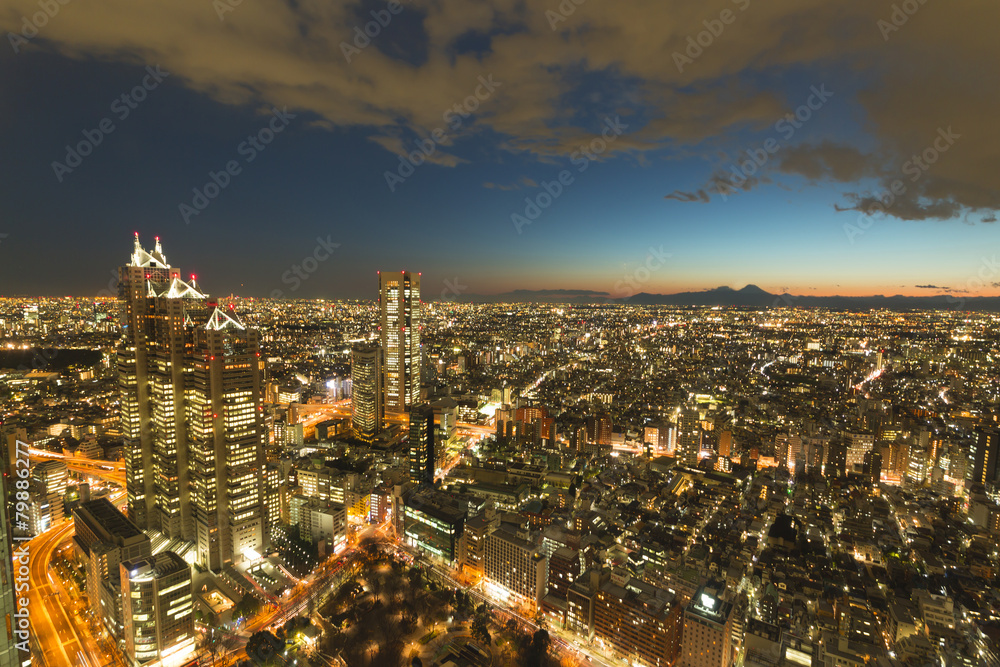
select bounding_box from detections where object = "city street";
[27,494,123,667]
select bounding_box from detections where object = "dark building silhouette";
[409,404,435,484]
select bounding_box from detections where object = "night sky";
[0,0,997,300]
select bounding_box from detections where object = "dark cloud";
[483,176,536,190]
[1,0,998,223]
[666,172,767,203]
[834,191,962,222]
[915,285,947,290]
[778,142,878,182]
[665,190,709,203]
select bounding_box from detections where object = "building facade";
[379,271,421,412]
[74,498,154,646]
[351,343,384,442]
[120,551,194,666]
[973,427,999,486]
[678,408,701,466]
[117,235,267,571]
[594,575,683,667]
[682,585,734,667]
[403,492,465,563]
[295,497,347,554]
[461,512,499,577]
[484,528,546,608]
[409,404,435,484]
[28,459,66,534]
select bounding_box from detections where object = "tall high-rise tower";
[117,234,266,571]
[863,450,882,489]
[118,234,181,530]
[409,404,435,484]
[677,408,701,466]
[379,271,421,412]
[973,427,999,486]
[351,343,384,442]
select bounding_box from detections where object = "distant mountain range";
[437,284,1000,311]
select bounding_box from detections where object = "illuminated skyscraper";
[379,271,421,412]
[863,450,882,488]
[585,413,612,447]
[117,235,266,570]
[972,427,999,486]
[188,318,267,570]
[118,234,181,530]
[677,408,701,466]
[351,343,384,442]
[827,440,848,478]
[409,404,435,484]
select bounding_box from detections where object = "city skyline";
[2,1,1000,666]
[3,243,1000,667]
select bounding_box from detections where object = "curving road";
[28,494,124,667]
[27,449,127,667]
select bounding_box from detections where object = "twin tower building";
[118,235,422,571]
[118,234,266,571]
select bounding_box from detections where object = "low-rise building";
[404,492,466,563]
[594,573,683,667]
[120,551,194,665]
[74,499,153,645]
[484,528,546,608]
[681,584,734,667]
